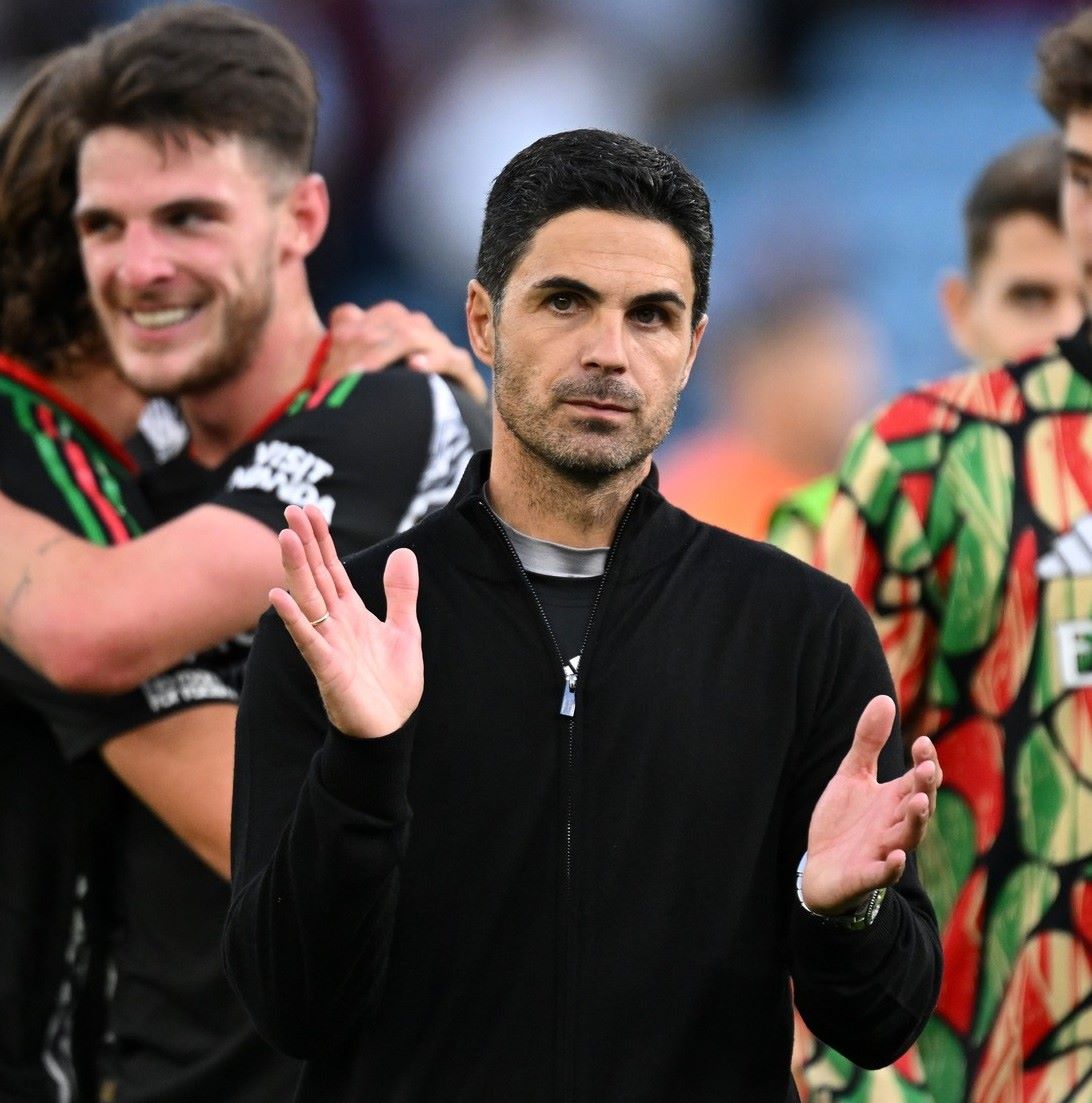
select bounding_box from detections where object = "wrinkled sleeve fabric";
[784,589,941,1069]
[223,604,415,1059]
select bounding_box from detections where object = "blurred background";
[0,0,1077,465]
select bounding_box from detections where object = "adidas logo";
[1037,514,1092,579]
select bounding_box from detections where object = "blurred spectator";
[939,132,1084,364]
[657,282,884,538]
[376,0,652,297]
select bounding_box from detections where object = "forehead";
[508,208,695,301]
[76,126,269,209]
[978,211,1075,282]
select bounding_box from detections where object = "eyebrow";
[1065,148,1092,170]
[73,196,230,221]
[530,276,687,312]
[1003,280,1054,295]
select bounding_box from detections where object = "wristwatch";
[795,852,886,931]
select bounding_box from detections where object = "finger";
[383,547,419,633]
[278,518,329,625]
[303,503,355,601]
[284,506,339,614]
[911,758,940,818]
[910,736,942,815]
[327,305,407,373]
[409,349,488,403]
[851,850,907,895]
[269,586,336,674]
[839,695,897,778]
[329,300,408,331]
[879,848,907,886]
[881,790,932,854]
[328,302,366,330]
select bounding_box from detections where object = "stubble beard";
[492,344,681,486]
[109,259,276,400]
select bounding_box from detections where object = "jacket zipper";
[477,491,641,1102]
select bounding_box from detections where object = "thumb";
[840,694,896,777]
[383,547,419,630]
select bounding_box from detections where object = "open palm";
[269,504,423,739]
[801,696,940,915]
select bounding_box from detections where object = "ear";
[280,173,330,260]
[466,279,497,368]
[938,271,977,359]
[679,313,708,390]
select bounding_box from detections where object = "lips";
[565,399,634,413]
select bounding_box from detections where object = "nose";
[580,311,628,374]
[115,222,174,289]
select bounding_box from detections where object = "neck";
[53,361,146,442]
[181,279,325,467]
[486,431,647,547]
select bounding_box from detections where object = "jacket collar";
[438,450,697,583]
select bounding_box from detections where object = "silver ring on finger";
[309,611,331,627]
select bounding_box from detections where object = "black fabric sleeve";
[209,370,486,555]
[785,589,942,1067]
[0,644,237,761]
[223,605,415,1058]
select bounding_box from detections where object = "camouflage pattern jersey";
[809,324,1092,1103]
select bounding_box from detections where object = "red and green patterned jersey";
[809,326,1092,1103]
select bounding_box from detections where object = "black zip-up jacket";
[224,452,941,1102]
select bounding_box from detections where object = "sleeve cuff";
[315,714,416,820]
[792,885,901,972]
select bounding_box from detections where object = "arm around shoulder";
[2,501,282,693]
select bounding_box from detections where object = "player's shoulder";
[0,353,136,473]
[295,363,436,416]
[867,358,1033,447]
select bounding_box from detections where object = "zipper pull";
[560,664,577,717]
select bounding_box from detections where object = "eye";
[631,304,668,326]
[548,292,577,312]
[1068,163,1092,191]
[75,211,121,240]
[165,207,208,231]
[1007,285,1053,309]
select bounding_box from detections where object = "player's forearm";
[1,497,282,693]
[101,703,236,879]
[0,492,123,687]
[0,514,182,694]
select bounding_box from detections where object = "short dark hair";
[1038,8,1092,126]
[964,133,1064,276]
[476,129,713,327]
[0,43,106,375]
[74,2,317,179]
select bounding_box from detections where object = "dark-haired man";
[940,132,1083,366]
[224,128,942,1103]
[806,10,1092,1100]
[0,7,488,1102]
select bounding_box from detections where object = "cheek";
[1063,186,1091,239]
[79,244,109,292]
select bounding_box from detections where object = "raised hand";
[269,504,423,739]
[324,301,488,403]
[800,696,941,915]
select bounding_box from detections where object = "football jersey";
[0,355,236,1103]
[109,355,490,1103]
[809,325,1092,1102]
